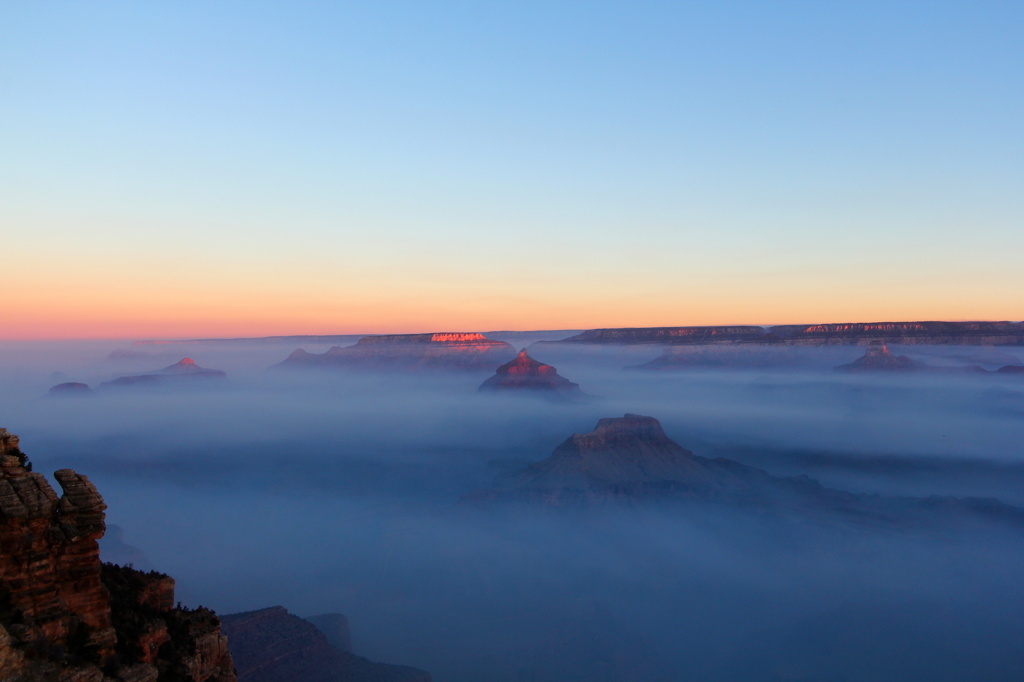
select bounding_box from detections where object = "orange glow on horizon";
[5,300,1022,342]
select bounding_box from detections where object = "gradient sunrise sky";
[2,1,1022,339]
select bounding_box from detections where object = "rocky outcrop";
[275,333,516,372]
[483,414,739,501]
[835,343,917,372]
[47,382,94,397]
[101,358,227,389]
[220,606,430,682]
[549,321,1024,347]
[477,349,584,397]
[0,429,236,681]
[468,416,1024,527]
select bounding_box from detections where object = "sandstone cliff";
[275,332,516,372]
[477,349,584,397]
[0,428,236,682]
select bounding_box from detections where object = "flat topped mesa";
[478,348,584,396]
[354,332,501,345]
[275,332,517,371]
[835,341,916,372]
[493,414,726,493]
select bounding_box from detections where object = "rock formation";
[468,416,1024,527]
[274,333,516,372]
[0,428,236,681]
[835,342,917,372]
[101,358,227,388]
[220,606,430,682]
[477,349,584,397]
[47,382,94,397]
[483,414,743,501]
[547,320,1024,347]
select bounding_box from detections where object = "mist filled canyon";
[2,330,1023,682]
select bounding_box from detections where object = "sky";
[2,1,1022,339]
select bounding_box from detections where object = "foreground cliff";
[0,428,235,682]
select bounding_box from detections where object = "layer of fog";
[1,339,1023,681]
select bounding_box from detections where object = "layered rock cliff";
[220,606,430,682]
[477,349,584,397]
[0,428,236,682]
[552,326,767,345]
[549,321,1024,347]
[275,332,516,371]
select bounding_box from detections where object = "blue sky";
[2,1,1021,337]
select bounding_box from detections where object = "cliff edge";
[0,428,236,682]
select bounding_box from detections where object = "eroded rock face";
[835,343,916,372]
[0,429,236,682]
[0,456,116,663]
[220,606,430,682]
[275,332,516,372]
[478,349,583,396]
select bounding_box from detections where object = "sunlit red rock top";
[499,349,557,376]
[277,332,517,371]
[478,349,582,394]
[355,332,506,347]
[156,357,227,375]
